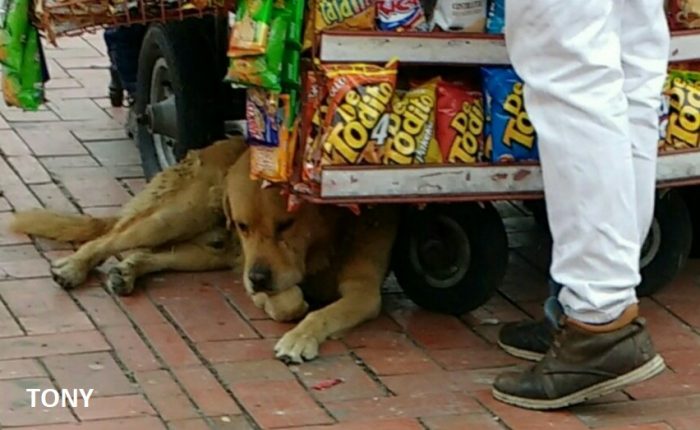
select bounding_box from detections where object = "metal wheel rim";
[149,57,177,169]
[640,218,662,269]
[408,215,471,289]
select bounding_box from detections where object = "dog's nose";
[248,265,272,292]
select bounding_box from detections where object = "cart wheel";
[391,202,509,315]
[637,189,692,297]
[135,20,229,180]
[679,185,700,258]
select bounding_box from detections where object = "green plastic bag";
[0,0,29,71]
[2,25,44,111]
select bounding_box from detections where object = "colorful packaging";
[384,79,442,164]
[0,0,28,71]
[320,59,399,165]
[669,0,700,29]
[227,6,289,90]
[2,25,44,111]
[376,0,429,31]
[659,69,700,151]
[301,70,327,184]
[286,0,305,48]
[227,0,274,57]
[435,79,484,163]
[482,67,539,162]
[485,0,504,33]
[431,0,486,32]
[314,0,375,35]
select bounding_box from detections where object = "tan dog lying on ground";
[224,150,400,363]
[11,137,247,295]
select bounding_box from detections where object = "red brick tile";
[231,379,333,428]
[30,183,78,213]
[326,391,483,422]
[0,299,24,338]
[118,293,167,325]
[217,277,268,320]
[666,415,700,430]
[320,339,349,358]
[139,323,201,368]
[251,320,296,338]
[0,129,31,155]
[24,416,167,430]
[660,348,700,375]
[101,325,161,372]
[574,393,700,428]
[0,377,75,426]
[0,358,44,379]
[475,390,588,430]
[153,284,257,343]
[0,278,94,334]
[498,254,549,303]
[422,413,507,430]
[297,355,383,402]
[355,344,440,376]
[382,369,505,395]
[595,424,673,430]
[639,299,700,352]
[43,352,136,397]
[342,330,413,350]
[54,166,131,207]
[72,394,155,420]
[0,330,110,359]
[197,339,277,363]
[15,128,87,156]
[0,213,31,245]
[135,369,199,421]
[167,416,254,430]
[303,418,424,430]
[7,156,51,184]
[0,257,51,279]
[428,346,521,371]
[464,294,530,326]
[83,140,141,166]
[215,360,296,385]
[173,366,241,416]
[624,369,700,400]
[390,308,489,350]
[71,286,131,327]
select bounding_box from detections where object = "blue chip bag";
[481,67,538,162]
[486,0,504,34]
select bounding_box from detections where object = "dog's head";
[224,151,325,296]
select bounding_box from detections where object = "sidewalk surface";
[1,32,700,430]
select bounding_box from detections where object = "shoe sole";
[491,354,666,410]
[497,341,546,362]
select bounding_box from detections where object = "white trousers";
[504,0,670,323]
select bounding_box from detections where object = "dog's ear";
[222,189,232,230]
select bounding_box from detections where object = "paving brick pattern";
[1,32,700,430]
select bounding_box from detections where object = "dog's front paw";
[107,267,135,296]
[274,329,319,364]
[51,258,87,290]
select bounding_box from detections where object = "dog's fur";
[11,137,247,295]
[224,151,400,363]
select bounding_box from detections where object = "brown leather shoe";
[492,305,666,410]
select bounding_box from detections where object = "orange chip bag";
[384,79,442,164]
[436,79,484,163]
[301,70,327,184]
[320,59,398,165]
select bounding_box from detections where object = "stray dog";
[11,137,246,295]
[224,150,400,363]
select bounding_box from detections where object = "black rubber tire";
[637,189,693,297]
[391,202,509,315]
[135,19,225,180]
[679,185,700,258]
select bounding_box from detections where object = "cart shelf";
[307,149,700,204]
[319,29,700,65]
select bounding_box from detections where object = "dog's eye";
[236,222,249,233]
[275,219,294,235]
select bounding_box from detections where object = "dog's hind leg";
[107,228,239,295]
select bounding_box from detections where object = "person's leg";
[491,0,666,409]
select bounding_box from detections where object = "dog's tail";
[10,209,118,243]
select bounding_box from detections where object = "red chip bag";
[436,79,485,163]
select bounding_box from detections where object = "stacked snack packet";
[226,0,304,182]
[0,0,48,110]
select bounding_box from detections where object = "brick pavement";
[1,33,700,430]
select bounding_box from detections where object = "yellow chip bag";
[302,0,375,50]
[384,79,442,165]
[320,59,399,165]
[659,69,700,151]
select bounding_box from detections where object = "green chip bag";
[227,0,274,57]
[2,26,44,111]
[0,0,29,71]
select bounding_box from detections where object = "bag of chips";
[485,0,504,33]
[320,59,399,166]
[431,0,486,32]
[669,0,700,29]
[482,67,539,162]
[376,0,429,32]
[383,79,442,164]
[2,25,44,111]
[227,0,274,57]
[301,70,328,184]
[0,0,28,71]
[435,79,484,163]
[659,69,700,151]
[314,0,375,37]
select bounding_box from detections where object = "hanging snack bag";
[320,59,399,166]
[485,0,504,33]
[0,0,28,71]
[659,69,700,151]
[2,26,44,111]
[301,70,327,184]
[482,67,539,162]
[384,79,442,164]
[227,0,274,56]
[431,0,486,32]
[435,79,484,163]
[286,0,305,49]
[376,0,429,32]
[314,0,375,35]
[227,6,289,90]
